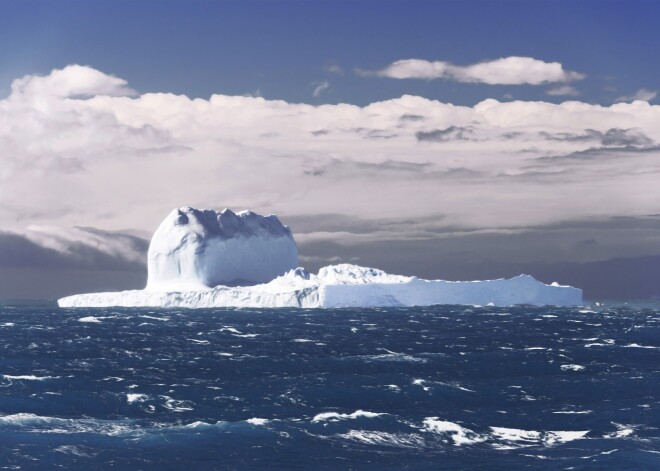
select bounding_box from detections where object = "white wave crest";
[312,410,384,423]
[338,430,425,449]
[422,418,485,446]
[2,374,60,381]
[126,393,149,404]
[421,418,589,449]
[246,418,269,425]
[490,427,589,447]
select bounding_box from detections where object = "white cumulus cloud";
[546,85,580,96]
[362,56,585,85]
[9,64,136,100]
[616,88,657,102]
[0,65,659,247]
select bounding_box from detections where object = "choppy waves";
[0,303,658,469]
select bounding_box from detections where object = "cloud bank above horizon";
[1,64,660,295]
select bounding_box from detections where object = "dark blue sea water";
[0,304,658,470]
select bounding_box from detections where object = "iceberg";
[58,207,582,308]
[146,206,297,290]
[58,264,582,308]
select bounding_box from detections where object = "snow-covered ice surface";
[146,207,297,290]
[59,264,582,308]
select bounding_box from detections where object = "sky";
[1,0,659,300]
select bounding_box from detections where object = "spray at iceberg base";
[58,207,582,308]
[59,264,582,308]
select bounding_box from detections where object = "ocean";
[0,303,658,470]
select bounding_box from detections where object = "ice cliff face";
[146,207,298,290]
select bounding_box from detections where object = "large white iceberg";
[146,207,297,290]
[58,263,582,308]
[58,207,582,308]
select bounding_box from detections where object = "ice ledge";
[58,264,582,308]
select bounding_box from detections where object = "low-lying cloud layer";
[0,226,146,271]
[1,65,659,298]
[0,226,148,299]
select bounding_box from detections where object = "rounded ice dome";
[146,207,298,291]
